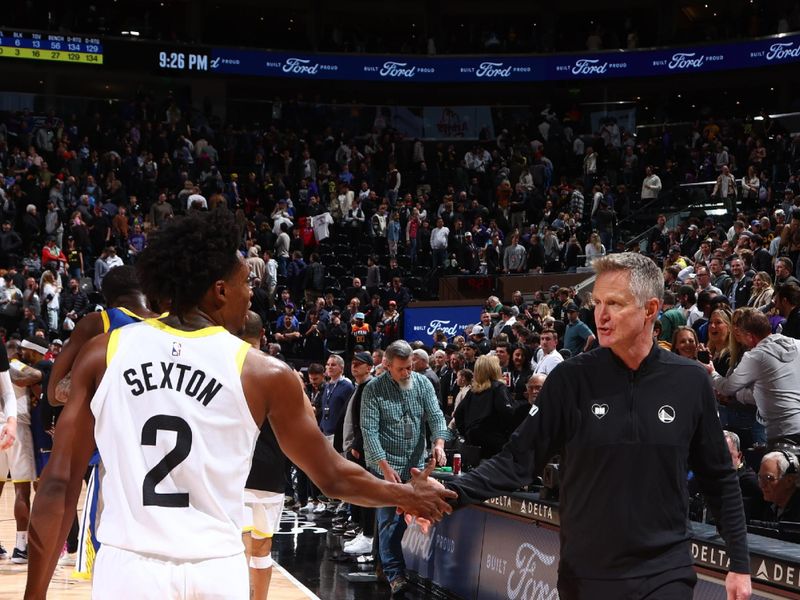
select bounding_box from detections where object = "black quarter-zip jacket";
[447,343,750,580]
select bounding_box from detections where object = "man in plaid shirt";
[361,340,448,596]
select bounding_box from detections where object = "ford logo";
[476,61,513,78]
[571,59,608,75]
[282,57,320,75]
[668,52,705,69]
[766,42,800,61]
[379,61,417,77]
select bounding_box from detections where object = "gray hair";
[412,348,430,363]
[385,340,413,362]
[592,253,663,307]
[432,349,446,360]
[763,451,797,478]
[723,430,741,453]
[327,354,345,368]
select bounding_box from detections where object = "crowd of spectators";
[2,90,800,365]
[4,83,800,565]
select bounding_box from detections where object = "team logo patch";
[658,405,676,424]
[171,342,182,357]
[591,403,609,419]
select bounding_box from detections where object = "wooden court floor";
[0,482,317,600]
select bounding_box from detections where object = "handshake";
[395,457,458,533]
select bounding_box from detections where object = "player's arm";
[10,360,42,387]
[242,351,455,520]
[24,334,107,600]
[0,370,17,450]
[46,312,104,405]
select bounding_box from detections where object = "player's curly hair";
[136,209,241,318]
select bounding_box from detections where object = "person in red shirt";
[40,238,67,270]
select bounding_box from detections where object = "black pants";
[557,566,696,600]
[347,452,375,537]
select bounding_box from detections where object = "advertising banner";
[142,32,800,83]
[477,511,561,600]
[402,304,483,344]
[402,511,486,599]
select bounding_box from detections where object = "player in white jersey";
[25,209,455,600]
[0,338,44,564]
[0,339,20,559]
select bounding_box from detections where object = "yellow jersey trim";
[235,342,250,374]
[144,318,226,338]
[106,329,121,367]
[100,311,110,333]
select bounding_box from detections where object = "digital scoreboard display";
[0,30,103,65]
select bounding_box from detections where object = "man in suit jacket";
[728,256,753,309]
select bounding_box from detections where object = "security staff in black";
[443,253,752,600]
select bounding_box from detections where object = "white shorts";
[242,489,284,539]
[0,423,36,482]
[93,545,249,600]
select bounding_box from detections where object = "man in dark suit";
[459,232,481,274]
[727,256,753,309]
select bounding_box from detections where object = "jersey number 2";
[141,415,192,507]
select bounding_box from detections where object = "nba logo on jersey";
[171,342,182,356]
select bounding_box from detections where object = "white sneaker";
[58,551,77,566]
[343,535,373,555]
[299,501,315,513]
[343,533,365,549]
[356,554,374,563]
[312,502,326,513]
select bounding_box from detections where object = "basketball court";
[0,485,319,600]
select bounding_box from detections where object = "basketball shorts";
[0,423,36,482]
[242,489,284,539]
[93,545,249,600]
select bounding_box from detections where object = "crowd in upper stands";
[0,90,799,366]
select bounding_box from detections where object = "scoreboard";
[0,30,103,65]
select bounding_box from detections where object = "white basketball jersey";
[92,319,259,560]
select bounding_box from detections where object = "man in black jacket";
[59,278,91,324]
[728,256,753,310]
[435,253,752,600]
[775,283,800,339]
[340,352,376,555]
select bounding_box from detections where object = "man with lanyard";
[427,253,752,600]
[340,351,376,556]
[46,265,159,577]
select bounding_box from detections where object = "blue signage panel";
[402,304,483,344]
[402,511,486,600]
[477,511,561,600]
[195,32,800,82]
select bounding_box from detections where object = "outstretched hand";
[0,418,16,450]
[396,459,457,525]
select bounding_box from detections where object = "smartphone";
[697,350,711,364]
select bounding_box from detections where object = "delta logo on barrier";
[402,305,483,343]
